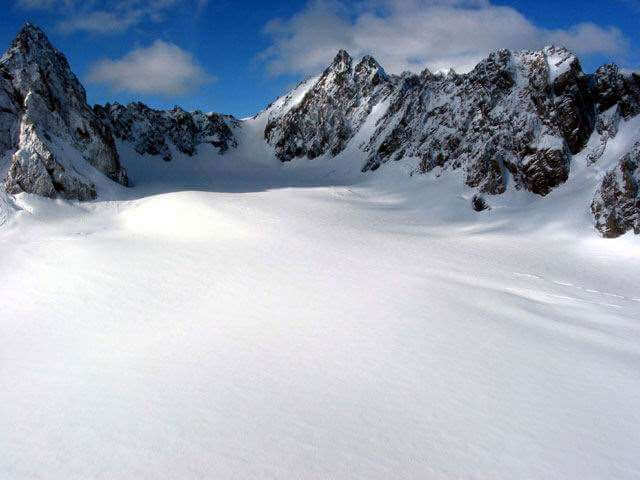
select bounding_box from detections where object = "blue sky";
[1,0,638,118]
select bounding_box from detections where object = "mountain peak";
[333,49,351,61]
[330,49,352,73]
[356,55,382,71]
[18,22,46,37]
[542,44,575,56]
[1,23,128,199]
[2,22,68,76]
[354,54,388,85]
[1,22,82,104]
[8,22,57,56]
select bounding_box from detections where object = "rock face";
[265,50,393,161]
[592,143,640,238]
[0,24,239,199]
[0,23,128,200]
[263,48,640,236]
[364,47,590,197]
[592,64,640,120]
[266,47,601,196]
[94,102,239,162]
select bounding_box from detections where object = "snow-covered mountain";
[1,23,639,237]
[0,23,128,200]
[94,102,240,162]
[263,48,640,236]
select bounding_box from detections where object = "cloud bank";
[87,40,214,95]
[17,0,199,34]
[260,0,629,76]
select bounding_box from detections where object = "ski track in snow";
[1,121,640,480]
[514,273,637,306]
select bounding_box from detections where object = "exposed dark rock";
[551,71,594,152]
[265,50,394,162]
[264,46,602,197]
[592,143,640,238]
[519,143,570,196]
[592,64,640,119]
[94,102,239,162]
[263,46,640,209]
[472,194,490,212]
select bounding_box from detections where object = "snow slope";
[1,113,639,479]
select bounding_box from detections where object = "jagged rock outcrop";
[266,47,599,196]
[586,65,640,165]
[1,23,128,200]
[588,67,640,237]
[592,143,640,238]
[264,50,394,161]
[262,47,640,236]
[364,48,584,196]
[471,194,491,212]
[592,64,640,120]
[94,102,239,162]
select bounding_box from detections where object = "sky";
[0,0,639,118]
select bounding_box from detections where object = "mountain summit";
[1,23,127,200]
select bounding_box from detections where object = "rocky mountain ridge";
[262,48,640,237]
[264,50,393,161]
[0,23,639,238]
[0,23,128,200]
[94,102,239,163]
[0,24,241,198]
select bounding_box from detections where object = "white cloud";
[57,10,144,34]
[260,0,630,76]
[546,23,628,57]
[17,0,198,34]
[87,40,214,95]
